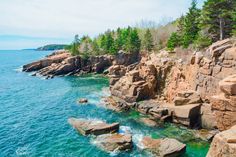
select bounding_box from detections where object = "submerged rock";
[77,98,88,104]
[194,129,219,141]
[141,136,186,157]
[139,117,158,127]
[68,118,119,136]
[104,96,130,112]
[94,133,132,152]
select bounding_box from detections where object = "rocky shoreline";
[23,38,236,156]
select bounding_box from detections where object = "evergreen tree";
[99,31,116,54]
[143,29,154,51]
[105,31,116,54]
[232,3,236,36]
[71,34,80,56]
[91,39,100,55]
[114,27,123,51]
[121,27,132,49]
[177,15,185,34]
[167,32,181,51]
[200,0,236,41]
[100,35,107,50]
[125,28,141,53]
[182,0,200,47]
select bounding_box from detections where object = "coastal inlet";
[0,50,209,156]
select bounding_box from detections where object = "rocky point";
[24,38,236,156]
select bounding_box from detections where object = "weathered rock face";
[200,103,217,129]
[107,38,236,130]
[168,103,201,128]
[164,38,236,103]
[94,133,132,152]
[194,39,236,101]
[207,125,236,157]
[219,74,236,95]
[174,90,202,106]
[141,137,186,157]
[211,74,236,131]
[109,53,174,103]
[68,118,119,136]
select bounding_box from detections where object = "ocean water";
[0,50,209,157]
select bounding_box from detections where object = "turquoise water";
[0,50,209,157]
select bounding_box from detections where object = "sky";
[0,0,205,50]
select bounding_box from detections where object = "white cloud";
[0,0,205,49]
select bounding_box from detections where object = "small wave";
[14,67,23,72]
[119,126,132,135]
[16,145,29,156]
[90,136,120,156]
[132,134,145,149]
[101,87,110,97]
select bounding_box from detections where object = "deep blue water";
[0,50,209,157]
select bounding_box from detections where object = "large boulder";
[219,74,236,96]
[207,38,234,58]
[194,129,219,142]
[200,103,217,129]
[174,90,202,106]
[104,96,130,112]
[211,74,236,131]
[68,118,119,136]
[207,125,236,157]
[167,103,201,128]
[141,136,186,157]
[94,133,132,152]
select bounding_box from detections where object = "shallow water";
[0,50,209,157]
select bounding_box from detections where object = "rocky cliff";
[106,38,236,130]
[23,38,236,156]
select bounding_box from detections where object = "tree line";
[167,0,236,50]
[67,0,236,56]
[66,26,155,56]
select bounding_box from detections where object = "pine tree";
[143,29,154,51]
[177,15,185,34]
[200,0,236,41]
[232,3,236,36]
[100,35,107,51]
[91,39,100,55]
[121,27,132,49]
[167,32,181,51]
[182,0,200,48]
[71,34,80,56]
[125,28,141,53]
[114,27,123,51]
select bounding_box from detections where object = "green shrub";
[167,32,181,51]
[193,34,212,49]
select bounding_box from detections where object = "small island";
[36,44,68,51]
